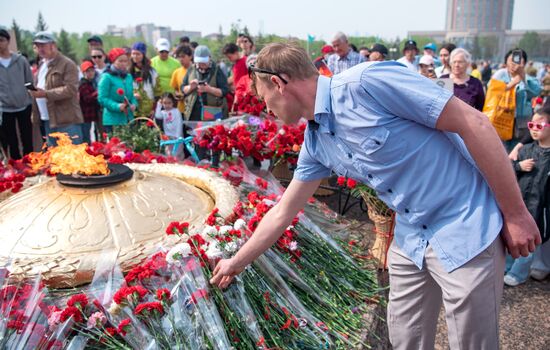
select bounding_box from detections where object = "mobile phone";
[512,50,522,64]
[24,82,37,91]
[198,81,207,86]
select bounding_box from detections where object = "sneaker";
[504,274,524,287]
[530,269,550,281]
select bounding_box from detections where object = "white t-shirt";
[155,105,183,139]
[397,56,418,72]
[36,60,50,121]
[0,56,11,68]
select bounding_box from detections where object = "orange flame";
[28,133,110,176]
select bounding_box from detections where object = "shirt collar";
[313,75,334,134]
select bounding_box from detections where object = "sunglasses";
[527,121,550,131]
[248,64,288,95]
[91,55,103,59]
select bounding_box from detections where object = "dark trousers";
[0,105,33,160]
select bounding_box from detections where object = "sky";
[2,0,549,42]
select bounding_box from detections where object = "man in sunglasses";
[211,43,541,349]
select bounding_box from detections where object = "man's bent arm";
[435,96,541,257]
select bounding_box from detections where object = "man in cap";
[423,42,441,67]
[418,55,436,78]
[29,31,84,146]
[151,38,181,94]
[369,43,389,62]
[397,39,419,72]
[210,42,541,350]
[0,27,34,159]
[87,35,103,53]
[326,31,364,75]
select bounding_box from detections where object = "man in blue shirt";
[326,31,365,75]
[211,43,541,349]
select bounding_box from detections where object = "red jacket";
[78,78,99,123]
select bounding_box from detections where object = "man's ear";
[270,75,286,94]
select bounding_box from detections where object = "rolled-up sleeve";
[293,141,331,182]
[360,62,453,128]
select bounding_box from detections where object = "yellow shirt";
[471,69,482,81]
[170,66,188,113]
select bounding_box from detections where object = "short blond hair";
[254,43,319,87]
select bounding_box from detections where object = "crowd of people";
[1,27,549,290]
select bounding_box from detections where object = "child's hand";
[519,158,535,172]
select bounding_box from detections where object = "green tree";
[471,35,482,60]
[478,35,499,60]
[57,29,76,62]
[35,11,48,32]
[518,31,541,57]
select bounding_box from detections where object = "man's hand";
[210,258,245,289]
[519,158,535,171]
[501,212,541,258]
[197,83,209,94]
[29,88,47,98]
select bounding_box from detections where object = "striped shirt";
[326,49,365,75]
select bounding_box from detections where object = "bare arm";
[210,178,321,288]
[436,96,541,257]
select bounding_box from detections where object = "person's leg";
[81,122,92,144]
[387,242,442,350]
[0,112,21,159]
[16,105,34,155]
[531,240,550,280]
[428,237,505,350]
[505,253,534,285]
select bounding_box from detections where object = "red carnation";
[116,88,124,96]
[117,318,131,336]
[135,77,143,84]
[67,294,88,309]
[60,306,83,323]
[134,301,164,316]
[346,178,357,189]
[337,176,346,187]
[156,288,171,301]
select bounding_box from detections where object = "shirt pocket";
[357,126,405,165]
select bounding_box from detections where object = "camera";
[511,50,523,65]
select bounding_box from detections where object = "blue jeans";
[42,120,84,146]
[81,122,92,144]
[505,253,534,282]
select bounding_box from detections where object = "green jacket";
[98,67,137,126]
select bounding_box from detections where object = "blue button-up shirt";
[294,61,503,272]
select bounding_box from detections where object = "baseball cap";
[403,39,417,51]
[80,61,95,73]
[156,38,170,52]
[419,55,434,66]
[423,42,437,52]
[370,43,388,56]
[321,45,334,55]
[194,45,211,64]
[33,31,55,44]
[87,35,103,44]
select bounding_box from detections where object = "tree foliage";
[518,31,542,58]
[57,29,76,62]
[35,11,48,32]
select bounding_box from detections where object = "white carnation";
[166,243,192,264]
[219,225,233,234]
[233,219,246,230]
[226,241,238,253]
[206,242,223,259]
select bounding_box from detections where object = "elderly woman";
[441,48,485,111]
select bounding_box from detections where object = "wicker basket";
[359,189,395,269]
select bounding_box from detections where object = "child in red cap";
[79,61,99,143]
